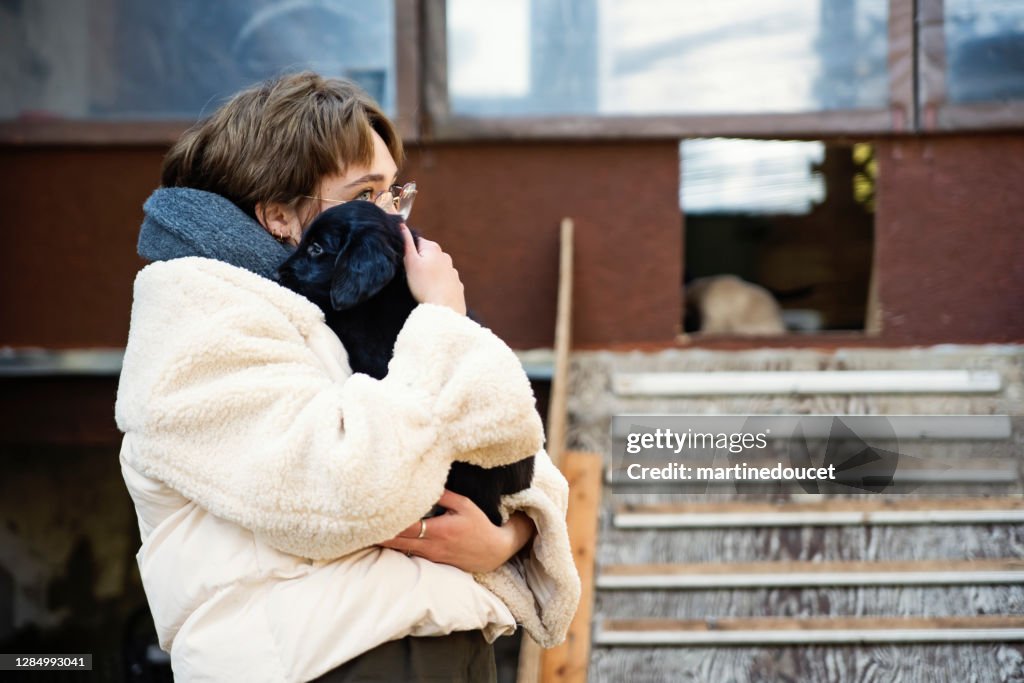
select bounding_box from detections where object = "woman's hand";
[378,490,536,573]
[401,225,467,315]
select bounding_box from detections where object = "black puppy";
[276,201,534,526]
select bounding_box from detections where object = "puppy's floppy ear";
[329,227,401,311]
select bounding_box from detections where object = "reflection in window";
[682,139,875,334]
[447,0,889,117]
[448,0,530,100]
[945,0,1024,104]
[682,139,825,215]
[0,0,396,120]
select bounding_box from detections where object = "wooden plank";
[610,414,1013,440]
[615,509,1024,528]
[518,218,574,683]
[615,497,1024,529]
[546,218,574,469]
[606,462,1020,486]
[596,616,1024,646]
[589,644,1024,681]
[619,497,1024,514]
[604,615,1024,632]
[598,559,1024,589]
[541,451,602,683]
[612,370,1002,396]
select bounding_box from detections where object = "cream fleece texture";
[116,257,581,669]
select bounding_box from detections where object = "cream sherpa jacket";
[116,257,580,682]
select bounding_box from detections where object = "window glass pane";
[681,139,825,215]
[944,0,1024,104]
[0,0,395,120]
[449,0,531,100]
[447,0,889,117]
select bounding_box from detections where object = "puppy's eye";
[307,243,324,257]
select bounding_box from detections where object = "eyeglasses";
[304,181,418,220]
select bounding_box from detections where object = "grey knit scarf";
[138,187,294,280]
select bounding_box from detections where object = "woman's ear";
[255,201,302,245]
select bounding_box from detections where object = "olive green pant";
[312,630,496,683]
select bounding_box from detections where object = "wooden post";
[546,217,574,470]
[541,451,602,683]
[517,218,575,683]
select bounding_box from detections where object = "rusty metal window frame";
[421,0,917,140]
[0,0,424,146]
[3,0,1021,145]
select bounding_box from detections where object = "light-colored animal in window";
[685,274,787,335]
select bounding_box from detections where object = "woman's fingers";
[400,224,441,258]
[417,238,442,255]
[392,518,425,539]
[378,535,420,553]
[401,229,467,315]
[375,490,521,572]
[400,223,419,257]
[435,489,473,513]
[378,516,444,561]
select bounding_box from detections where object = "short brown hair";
[161,72,403,219]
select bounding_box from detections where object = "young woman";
[116,71,579,682]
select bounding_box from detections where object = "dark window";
[682,139,876,335]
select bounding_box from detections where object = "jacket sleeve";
[115,259,544,560]
[475,449,582,648]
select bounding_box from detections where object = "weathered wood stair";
[614,498,1024,528]
[588,496,1024,681]
[595,615,1024,646]
[564,348,1024,681]
[598,558,1024,589]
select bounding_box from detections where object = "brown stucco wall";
[1,134,1022,349]
[400,141,682,347]
[0,140,682,349]
[0,147,162,347]
[874,135,1024,343]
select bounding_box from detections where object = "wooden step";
[606,459,1019,486]
[598,559,1024,589]
[540,451,603,683]
[611,414,1013,439]
[595,616,1024,646]
[612,370,1003,396]
[615,497,1024,529]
